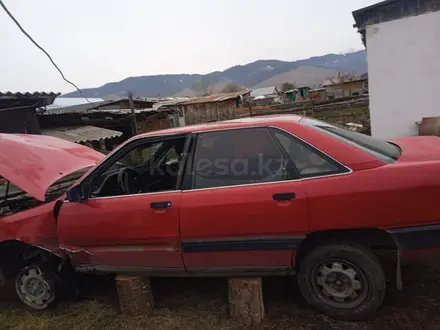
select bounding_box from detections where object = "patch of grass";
[1,260,440,330]
[313,106,369,118]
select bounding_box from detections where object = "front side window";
[192,128,293,189]
[88,137,187,198]
[299,117,401,162]
[272,129,347,178]
[118,142,163,168]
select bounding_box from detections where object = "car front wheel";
[297,242,386,321]
[15,264,58,310]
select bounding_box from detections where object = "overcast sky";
[1,0,377,93]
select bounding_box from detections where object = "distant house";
[309,88,327,102]
[323,74,368,99]
[0,92,59,134]
[152,98,190,127]
[284,86,313,103]
[180,90,250,125]
[250,87,283,105]
[342,76,368,96]
[284,89,297,103]
[353,0,440,138]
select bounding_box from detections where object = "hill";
[253,66,340,89]
[63,50,367,98]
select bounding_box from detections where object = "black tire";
[15,263,59,311]
[297,242,386,321]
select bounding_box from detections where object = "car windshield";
[299,117,401,163]
[0,166,92,217]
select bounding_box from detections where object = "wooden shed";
[0,92,59,134]
[180,91,250,125]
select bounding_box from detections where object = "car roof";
[134,114,304,139]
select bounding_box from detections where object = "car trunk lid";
[390,136,440,162]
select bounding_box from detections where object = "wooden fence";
[235,96,369,118]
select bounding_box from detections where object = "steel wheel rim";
[311,259,368,309]
[15,266,55,310]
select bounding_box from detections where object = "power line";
[0,102,39,112]
[0,0,92,103]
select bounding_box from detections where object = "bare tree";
[221,82,243,93]
[280,82,296,91]
[192,79,215,96]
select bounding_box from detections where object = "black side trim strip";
[75,265,295,277]
[182,236,305,253]
[387,224,440,250]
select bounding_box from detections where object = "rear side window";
[299,117,401,162]
[192,128,292,189]
[271,129,349,178]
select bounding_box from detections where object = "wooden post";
[115,275,154,316]
[128,92,137,135]
[228,277,265,327]
[310,99,315,116]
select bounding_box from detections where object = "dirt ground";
[1,259,440,330]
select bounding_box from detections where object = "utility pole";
[128,92,137,135]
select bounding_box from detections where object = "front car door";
[57,134,189,273]
[180,127,309,273]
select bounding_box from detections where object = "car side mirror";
[66,185,84,202]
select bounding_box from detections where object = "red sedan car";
[1,115,440,320]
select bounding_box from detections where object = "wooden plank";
[115,275,154,316]
[228,277,265,326]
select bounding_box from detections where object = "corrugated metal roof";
[180,90,250,105]
[152,100,183,110]
[42,98,156,115]
[93,108,158,114]
[41,125,123,143]
[0,92,61,108]
[44,100,114,114]
[47,97,105,109]
[323,76,366,86]
[283,89,298,93]
[250,87,278,97]
[0,92,60,98]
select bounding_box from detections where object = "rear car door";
[180,127,309,272]
[57,134,189,273]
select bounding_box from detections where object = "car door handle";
[273,193,296,201]
[150,201,172,209]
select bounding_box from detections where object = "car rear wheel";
[15,264,58,310]
[297,242,386,321]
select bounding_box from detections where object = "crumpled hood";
[0,133,105,201]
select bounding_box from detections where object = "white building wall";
[366,10,440,139]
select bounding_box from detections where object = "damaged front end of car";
[0,172,90,310]
[0,133,105,310]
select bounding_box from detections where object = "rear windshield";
[299,117,401,163]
